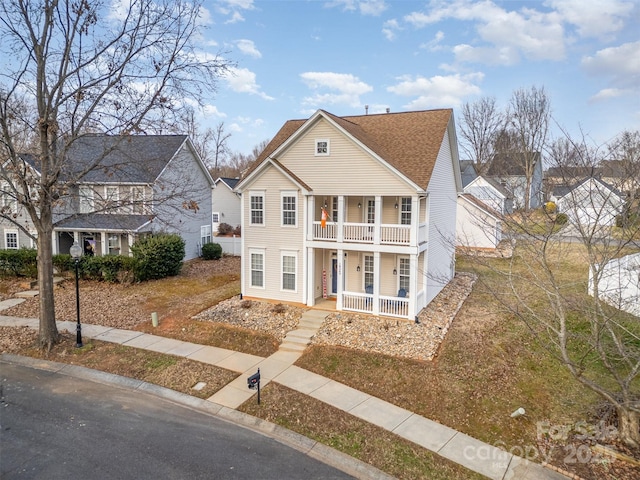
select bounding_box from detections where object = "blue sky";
[192,0,639,156]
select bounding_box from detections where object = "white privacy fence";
[589,252,640,317]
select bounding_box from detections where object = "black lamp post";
[70,241,83,348]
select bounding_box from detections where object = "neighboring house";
[459,160,478,188]
[486,152,543,210]
[235,108,463,320]
[0,135,214,260]
[589,252,640,318]
[212,177,241,233]
[463,175,513,215]
[556,177,625,227]
[456,193,502,250]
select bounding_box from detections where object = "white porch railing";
[378,295,409,318]
[341,291,409,318]
[343,291,374,313]
[313,221,411,245]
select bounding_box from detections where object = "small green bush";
[131,233,185,281]
[201,242,222,260]
[53,254,74,273]
[555,213,568,225]
[0,248,37,277]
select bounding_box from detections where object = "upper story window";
[315,139,330,156]
[282,191,296,226]
[1,183,17,214]
[401,197,411,225]
[105,186,119,212]
[332,196,338,222]
[250,192,264,225]
[131,186,145,214]
[79,186,94,213]
[5,230,18,249]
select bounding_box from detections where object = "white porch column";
[127,234,134,256]
[409,254,418,320]
[100,232,108,256]
[307,195,315,241]
[373,251,380,316]
[306,247,315,306]
[374,195,382,244]
[411,196,420,247]
[337,196,345,242]
[337,248,344,310]
[51,231,58,255]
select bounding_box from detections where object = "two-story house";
[486,152,543,210]
[235,109,462,320]
[1,135,214,260]
[212,177,241,233]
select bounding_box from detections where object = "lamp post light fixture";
[69,241,83,348]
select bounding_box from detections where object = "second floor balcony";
[309,195,428,247]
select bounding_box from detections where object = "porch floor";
[312,297,337,312]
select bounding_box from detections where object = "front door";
[331,258,338,295]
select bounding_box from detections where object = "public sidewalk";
[0,307,569,480]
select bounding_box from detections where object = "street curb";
[1,353,395,480]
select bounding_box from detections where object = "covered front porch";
[307,248,426,320]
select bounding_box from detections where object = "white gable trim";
[266,110,428,193]
[465,176,508,199]
[458,194,501,222]
[235,158,312,194]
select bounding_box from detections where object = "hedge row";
[1,233,186,283]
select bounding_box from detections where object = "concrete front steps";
[279,310,328,353]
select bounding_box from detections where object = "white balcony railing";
[313,221,411,245]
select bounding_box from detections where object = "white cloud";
[545,0,633,38]
[216,0,255,23]
[419,30,445,52]
[300,72,373,108]
[582,41,640,100]
[235,39,262,58]
[404,0,567,64]
[326,0,388,16]
[382,19,400,41]
[387,72,484,109]
[203,105,226,118]
[224,67,274,100]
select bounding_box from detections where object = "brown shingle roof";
[245,109,453,190]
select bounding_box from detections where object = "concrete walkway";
[0,307,569,480]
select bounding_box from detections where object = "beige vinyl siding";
[425,130,457,304]
[279,119,414,196]
[242,165,304,303]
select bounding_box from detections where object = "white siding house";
[235,109,462,320]
[456,194,502,250]
[556,177,625,227]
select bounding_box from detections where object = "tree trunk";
[36,225,59,350]
[617,406,640,449]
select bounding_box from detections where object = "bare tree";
[221,139,269,178]
[605,129,640,197]
[210,122,231,179]
[0,0,233,349]
[461,130,640,448]
[458,97,504,175]
[505,86,550,211]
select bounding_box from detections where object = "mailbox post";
[247,368,261,404]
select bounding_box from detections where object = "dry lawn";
[2,248,639,480]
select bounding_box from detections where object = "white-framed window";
[212,212,220,223]
[250,192,264,225]
[1,182,17,214]
[5,230,18,249]
[107,234,120,255]
[398,257,410,293]
[315,139,330,156]
[250,249,265,288]
[281,191,297,226]
[332,196,338,222]
[400,197,411,225]
[131,186,145,214]
[281,251,297,292]
[364,255,374,289]
[79,186,94,213]
[201,224,212,245]
[105,186,119,212]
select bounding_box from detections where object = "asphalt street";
[0,362,354,480]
